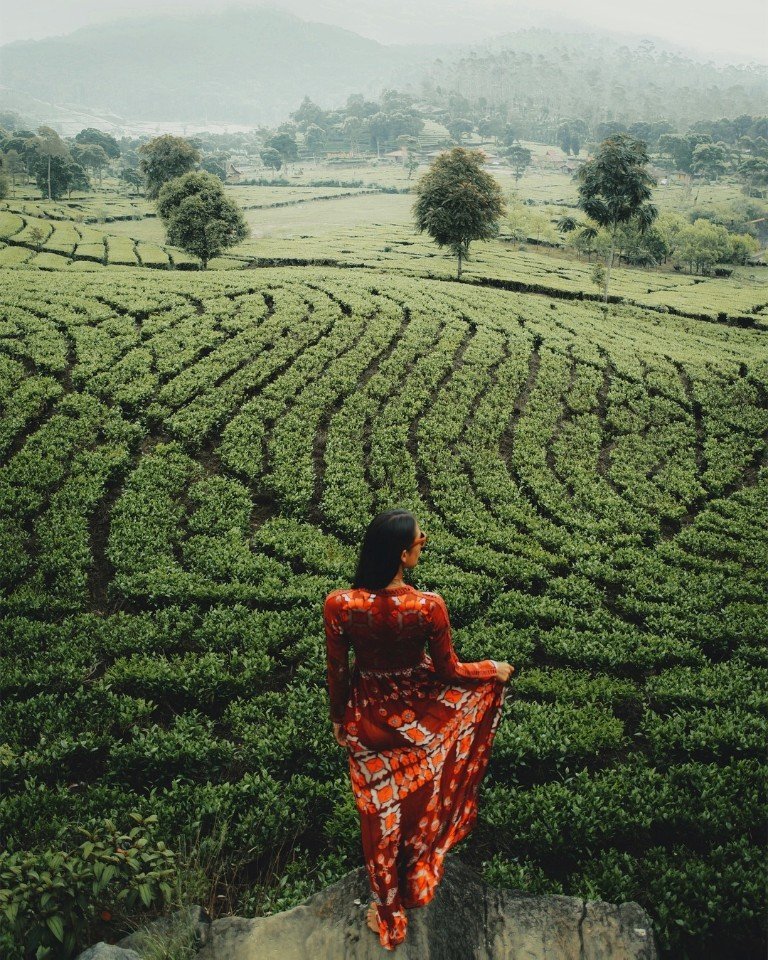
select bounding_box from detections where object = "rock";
[196,854,658,959]
[114,903,210,951]
[74,945,141,960]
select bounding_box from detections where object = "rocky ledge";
[77,854,658,960]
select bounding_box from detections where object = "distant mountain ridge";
[1,8,766,131]
[0,8,429,127]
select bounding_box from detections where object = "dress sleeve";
[426,593,498,681]
[324,591,350,722]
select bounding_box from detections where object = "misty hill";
[1,8,767,131]
[427,30,768,126]
[0,8,427,127]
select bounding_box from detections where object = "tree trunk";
[47,155,52,200]
[604,223,617,302]
[457,247,463,280]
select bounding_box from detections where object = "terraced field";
[1,265,766,958]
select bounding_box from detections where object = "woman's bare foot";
[366,901,379,934]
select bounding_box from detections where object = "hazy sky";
[0,0,766,63]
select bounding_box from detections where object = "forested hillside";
[0,9,422,125]
[1,11,766,127]
[425,31,768,126]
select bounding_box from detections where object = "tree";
[448,118,474,143]
[478,117,504,142]
[304,124,326,162]
[729,233,760,265]
[74,128,120,159]
[505,144,532,182]
[367,113,391,157]
[557,123,572,156]
[0,156,7,200]
[675,218,732,274]
[73,143,110,186]
[201,156,228,181]
[342,116,363,156]
[34,126,70,200]
[33,154,87,200]
[120,168,144,194]
[65,161,89,199]
[576,133,657,300]
[260,147,282,171]
[413,147,506,280]
[290,96,325,130]
[3,149,24,191]
[692,142,730,180]
[265,133,298,169]
[590,262,606,291]
[501,123,519,147]
[0,110,23,132]
[657,133,710,174]
[138,135,200,200]
[156,171,249,269]
[28,225,47,251]
[738,157,768,198]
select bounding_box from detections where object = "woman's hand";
[332,720,347,747]
[495,661,515,683]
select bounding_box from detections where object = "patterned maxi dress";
[323,583,507,951]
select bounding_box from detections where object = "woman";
[323,508,514,951]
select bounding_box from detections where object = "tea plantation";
[0,265,766,958]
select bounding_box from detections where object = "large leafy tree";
[138,134,200,200]
[74,127,121,159]
[413,147,506,279]
[692,142,730,180]
[32,126,70,200]
[72,143,110,186]
[156,171,249,269]
[33,154,88,200]
[576,133,657,301]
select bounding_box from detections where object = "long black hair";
[352,508,418,590]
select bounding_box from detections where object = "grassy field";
[0,259,766,959]
[2,169,766,325]
[1,159,767,957]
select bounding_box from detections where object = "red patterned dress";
[323,583,507,951]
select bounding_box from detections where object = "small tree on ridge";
[413,147,506,279]
[156,171,249,269]
[576,133,657,301]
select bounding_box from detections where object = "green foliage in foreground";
[0,814,176,959]
[0,266,766,959]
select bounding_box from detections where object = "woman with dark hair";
[323,508,514,951]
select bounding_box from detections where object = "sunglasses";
[410,533,428,549]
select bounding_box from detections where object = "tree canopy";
[156,170,249,268]
[413,147,506,279]
[576,133,657,300]
[74,128,121,159]
[265,133,298,168]
[139,135,200,200]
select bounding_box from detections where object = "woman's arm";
[324,592,350,722]
[426,593,498,681]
